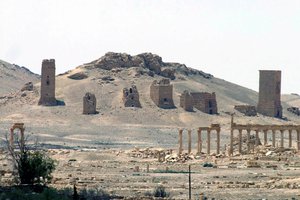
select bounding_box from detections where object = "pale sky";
[1,0,300,94]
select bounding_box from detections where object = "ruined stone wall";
[150,79,175,109]
[179,90,193,111]
[190,92,217,114]
[38,59,57,106]
[83,92,97,114]
[257,70,282,118]
[123,85,141,107]
[234,105,257,116]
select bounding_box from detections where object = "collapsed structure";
[234,105,257,116]
[122,85,141,108]
[150,78,175,109]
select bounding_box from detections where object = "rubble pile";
[127,147,198,163]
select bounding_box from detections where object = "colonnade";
[178,124,221,155]
[230,115,300,155]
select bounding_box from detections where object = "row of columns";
[178,127,221,155]
[230,128,300,155]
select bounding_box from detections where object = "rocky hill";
[1,52,300,149]
[0,60,40,95]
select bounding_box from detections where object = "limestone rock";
[21,82,33,91]
[68,72,88,80]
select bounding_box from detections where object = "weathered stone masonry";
[38,59,57,106]
[257,70,282,118]
[178,124,221,155]
[190,92,218,114]
[234,105,257,116]
[179,90,193,111]
[150,78,175,109]
[230,115,300,155]
[122,85,141,108]
[83,92,97,115]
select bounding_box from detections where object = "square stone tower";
[179,90,194,111]
[83,92,97,114]
[190,92,218,114]
[38,59,57,106]
[257,70,282,118]
[150,78,175,109]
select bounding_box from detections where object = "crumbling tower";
[38,59,57,106]
[150,78,175,109]
[257,70,282,118]
[122,85,141,107]
[179,90,194,111]
[83,92,97,114]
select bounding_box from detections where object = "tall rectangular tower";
[38,59,57,106]
[257,70,282,118]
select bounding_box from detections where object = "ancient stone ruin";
[150,78,175,109]
[38,59,57,106]
[83,92,97,114]
[178,124,221,155]
[122,85,141,108]
[9,123,25,150]
[190,92,218,114]
[179,90,193,111]
[257,70,282,118]
[230,114,300,155]
[234,105,257,116]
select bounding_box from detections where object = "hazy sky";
[1,0,300,94]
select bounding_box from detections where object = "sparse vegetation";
[153,185,169,198]
[5,134,56,185]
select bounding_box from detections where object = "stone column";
[288,130,292,148]
[197,129,202,154]
[297,130,300,151]
[178,129,183,155]
[272,130,276,147]
[280,130,284,148]
[238,129,242,154]
[247,129,251,153]
[188,129,192,154]
[230,128,234,155]
[216,129,220,155]
[20,129,25,150]
[207,129,211,155]
[255,130,259,146]
[9,128,14,148]
[263,130,268,145]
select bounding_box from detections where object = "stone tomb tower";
[122,85,141,107]
[179,90,194,111]
[150,78,175,109]
[38,59,57,106]
[83,92,97,114]
[190,92,218,114]
[257,70,282,118]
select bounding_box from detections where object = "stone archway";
[10,123,25,149]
